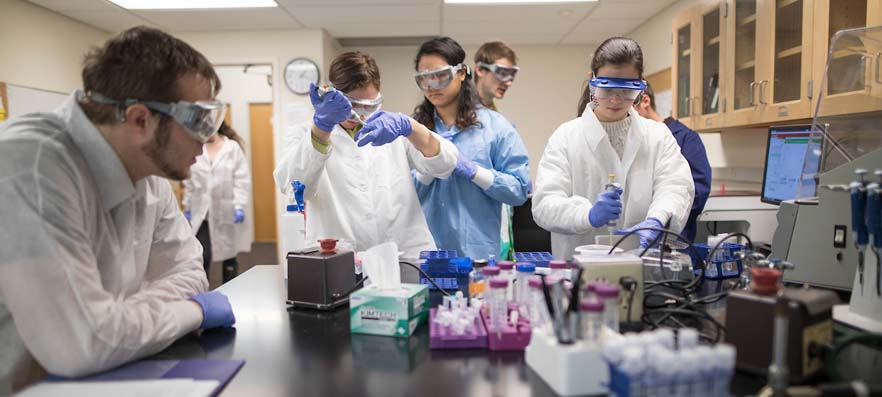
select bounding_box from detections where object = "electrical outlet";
[574,254,644,324]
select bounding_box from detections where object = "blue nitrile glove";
[292,180,305,212]
[440,131,455,141]
[614,217,664,248]
[453,152,478,179]
[233,209,245,224]
[588,190,622,227]
[308,83,352,132]
[184,210,191,222]
[356,111,413,147]
[191,291,236,329]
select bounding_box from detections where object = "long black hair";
[412,37,482,131]
[576,37,645,116]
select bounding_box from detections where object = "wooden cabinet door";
[812,0,882,116]
[694,0,727,130]
[759,0,815,122]
[673,8,698,128]
[723,0,769,127]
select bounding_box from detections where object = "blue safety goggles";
[589,77,647,102]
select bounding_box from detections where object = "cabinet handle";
[758,80,768,105]
[749,81,756,106]
[876,52,882,84]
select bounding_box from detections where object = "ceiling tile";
[134,8,302,31]
[590,0,677,19]
[61,10,154,32]
[442,2,596,21]
[454,33,567,45]
[292,4,438,25]
[278,0,439,6]
[27,0,121,12]
[323,22,439,38]
[444,18,578,36]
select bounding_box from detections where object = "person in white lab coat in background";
[0,26,234,393]
[184,121,252,283]
[532,37,694,260]
[273,51,457,261]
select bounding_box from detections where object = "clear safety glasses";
[413,64,467,91]
[477,62,519,82]
[589,77,647,103]
[84,91,226,143]
[343,92,383,121]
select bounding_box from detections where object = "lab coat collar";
[579,107,607,152]
[59,90,136,212]
[579,109,644,173]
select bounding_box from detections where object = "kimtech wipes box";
[349,283,429,337]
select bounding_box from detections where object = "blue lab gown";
[664,117,712,243]
[416,107,531,260]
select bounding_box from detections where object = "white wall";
[628,0,700,75]
[0,0,108,93]
[214,65,274,251]
[175,29,334,264]
[342,43,594,181]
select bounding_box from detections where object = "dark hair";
[80,26,220,125]
[412,37,481,131]
[643,81,656,111]
[329,51,381,93]
[474,41,518,82]
[577,37,645,116]
[218,121,245,149]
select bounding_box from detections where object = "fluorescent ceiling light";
[107,0,277,10]
[445,0,596,4]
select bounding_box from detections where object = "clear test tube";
[595,282,621,333]
[488,277,509,332]
[549,260,568,280]
[580,298,604,343]
[497,261,515,300]
[514,262,535,305]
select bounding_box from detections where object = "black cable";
[399,261,451,296]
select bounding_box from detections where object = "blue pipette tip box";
[514,252,555,267]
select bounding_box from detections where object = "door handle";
[758,80,768,105]
[875,53,882,84]
[748,81,756,106]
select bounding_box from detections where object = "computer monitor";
[761,125,822,205]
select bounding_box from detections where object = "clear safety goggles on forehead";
[477,62,519,82]
[83,91,226,143]
[343,92,383,121]
[413,64,468,91]
[589,77,647,103]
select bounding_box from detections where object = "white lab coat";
[183,137,252,261]
[273,122,457,260]
[0,92,207,391]
[532,110,695,260]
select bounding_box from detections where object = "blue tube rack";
[513,252,555,267]
[691,243,744,280]
[419,251,471,295]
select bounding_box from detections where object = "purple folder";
[46,359,245,397]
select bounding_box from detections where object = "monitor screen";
[761,125,822,205]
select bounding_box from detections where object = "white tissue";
[360,241,402,291]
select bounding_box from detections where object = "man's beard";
[143,120,188,181]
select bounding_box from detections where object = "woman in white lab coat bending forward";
[532,37,694,260]
[184,122,253,283]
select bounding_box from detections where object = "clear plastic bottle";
[705,235,723,278]
[514,262,535,305]
[487,277,509,332]
[713,344,737,397]
[580,298,604,343]
[527,276,547,331]
[595,282,621,333]
[497,261,515,300]
[468,259,488,301]
[605,173,622,242]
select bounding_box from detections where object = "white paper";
[15,379,219,397]
[360,241,401,290]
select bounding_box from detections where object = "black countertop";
[154,266,766,397]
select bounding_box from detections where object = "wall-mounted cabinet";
[672,0,881,131]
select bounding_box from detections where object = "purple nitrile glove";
[191,291,236,329]
[184,210,191,222]
[614,217,664,248]
[308,83,352,132]
[452,152,478,179]
[356,111,413,147]
[588,190,622,227]
[233,209,245,224]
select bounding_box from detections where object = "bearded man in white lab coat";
[0,27,235,394]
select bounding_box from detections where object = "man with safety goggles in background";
[473,41,523,261]
[474,41,520,111]
[274,51,457,261]
[0,26,235,392]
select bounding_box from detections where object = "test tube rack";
[525,331,609,396]
[691,243,744,279]
[481,303,532,351]
[428,308,488,350]
[419,251,471,295]
[514,252,555,267]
